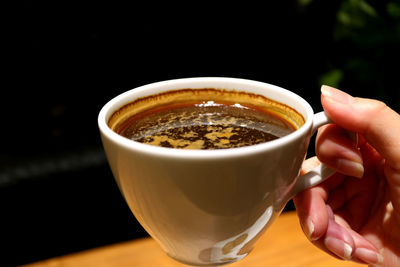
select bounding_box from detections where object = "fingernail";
[343,243,353,260]
[336,159,364,178]
[321,85,353,104]
[301,217,316,241]
[355,248,384,266]
[324,237,353,260]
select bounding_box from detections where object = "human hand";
[294,86,400,266]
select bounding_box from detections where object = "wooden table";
[22,212,362,267]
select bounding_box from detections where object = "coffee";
[117,102,294,149]
[108,88,304,149]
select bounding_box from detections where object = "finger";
[304,205,355,261]
[295,157,330,241]
[323,205,355,261]
[321,85,400,213]
[321,85,400,168]
[348,227,383,265]
[313,207,383,265]
[316,124,364,178]
[294,186,329,241]
[295,157,349,241]
[326,211,383,265]
[300,156,321,174]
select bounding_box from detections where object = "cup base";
[167,252,246,266]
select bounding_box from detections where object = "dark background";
[3,1,400,266]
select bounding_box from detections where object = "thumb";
[321,85,400,216]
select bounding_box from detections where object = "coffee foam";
[122,104,288,149]
[108,88,305,136]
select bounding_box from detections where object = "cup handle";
[291,112,357,196]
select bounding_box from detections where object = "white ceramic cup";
[98,77,334,266]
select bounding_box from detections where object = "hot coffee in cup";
[98,78,335,266]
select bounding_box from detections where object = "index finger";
[321,86,400,170]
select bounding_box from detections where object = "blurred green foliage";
[309,0,399,109]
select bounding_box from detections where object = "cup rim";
[98,77,314,159]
